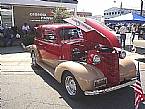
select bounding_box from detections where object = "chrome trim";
[85,78,136,95]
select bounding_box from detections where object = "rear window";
[60,28,83,40]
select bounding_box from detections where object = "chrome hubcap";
[65,76,77,96]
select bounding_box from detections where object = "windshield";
[60,28,83,40]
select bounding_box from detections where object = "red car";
[31,18,136,98]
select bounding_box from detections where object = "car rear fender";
[54,61,105,91]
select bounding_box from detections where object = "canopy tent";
[105,13,145,23]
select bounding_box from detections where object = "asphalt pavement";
[0,45,145,109]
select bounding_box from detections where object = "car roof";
[39,23,76,30]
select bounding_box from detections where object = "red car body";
[31,18,136,96]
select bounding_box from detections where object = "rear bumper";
[84,78,136,95]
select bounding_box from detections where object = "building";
[70,11,92,17]
[0,0,78,28]
[104,7,145,19]
[89,15,104,23]
[76,12,92,17]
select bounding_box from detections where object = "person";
[131,24,137,42]
[3,27,14,46]
[0,24,4,32]
[137,24,142,40]
[0,24,4,37]
[115,26,119,34]
[119,24,127,49]
[22,23,30,35]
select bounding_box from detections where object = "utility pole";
[120,1,122,16]
[141,0,143,16]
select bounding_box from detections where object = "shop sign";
[29,13,47,17]
[29,12,53,22]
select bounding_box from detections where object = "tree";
[53,7,71,23]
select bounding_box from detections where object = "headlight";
[93,55,101,64]
[120,50,126,59]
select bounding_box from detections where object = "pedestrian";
[3,27,14,46]
[115,26,119,34]
[119,24,128,49]
[0,24,4,37]
[131,24,137,42]
[0,24,4,32]
[137,24,142,40]
[22,23,30,35]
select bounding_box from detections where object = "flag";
[133,62,145,109]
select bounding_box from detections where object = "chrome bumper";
[84,78,136,95]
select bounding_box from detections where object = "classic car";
[31,18,136,98]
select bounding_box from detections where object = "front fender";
[54,61,105,91]
[119,58,136,82]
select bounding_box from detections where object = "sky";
[77,0,142,15]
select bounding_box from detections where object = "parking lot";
[0,46,145,109]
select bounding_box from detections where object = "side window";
[43,32,56,43]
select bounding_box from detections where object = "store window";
[0,4,12,27]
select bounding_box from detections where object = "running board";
[37,61,55,78]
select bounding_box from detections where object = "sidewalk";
[125,33,145,69]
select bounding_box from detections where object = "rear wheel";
[62,72,83,98]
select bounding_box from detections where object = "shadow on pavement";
[31,65,145,109]
[0,46,24,55]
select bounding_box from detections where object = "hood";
[85,18,121,48]
[64,17,121,49]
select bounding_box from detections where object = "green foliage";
[53,7,71,23]
[21,33,35,46]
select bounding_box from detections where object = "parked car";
[30,18,136,98]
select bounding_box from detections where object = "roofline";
[1,0,77,9]
[40,24,76,29]
[104,7,145,12]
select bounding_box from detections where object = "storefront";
[13,6,55,28]
[0,0,77,28]
[0,5,13,27]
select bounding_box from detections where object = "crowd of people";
[0,23,31,47]
[110,23,145,49]
[1,22,145,49]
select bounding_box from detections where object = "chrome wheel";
[65,76,77,96]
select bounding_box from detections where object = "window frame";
[43,29,57,43]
